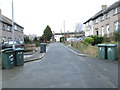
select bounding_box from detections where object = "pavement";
[2,42,118,88]
[23,44,87,63]
[24,47,45,63]
[62,43,89,57]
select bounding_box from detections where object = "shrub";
[103,36,111,42]
[60,37,66,42]
[91,36,104,45]
[113,31,120,42]
[84,37,94,46]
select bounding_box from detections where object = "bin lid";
[40,43,46,44]
[2,48,14,53]
[98,44,106,47]
[14,48,24,51]
[106,44,118,47]
[40,43,46,45]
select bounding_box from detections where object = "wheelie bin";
[106,44,118,60]
[98,44,107,59]
[14,48,24,66]
[40,43,46,53]
[2,48,15,69]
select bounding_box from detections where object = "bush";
[84,37,94,46]
[113,31,120,42]
[91,36,104,45]
[60,37,66,42]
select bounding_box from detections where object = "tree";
[42,25,53,41]
[39,36,44,42]
[33,37,38,42]
[75,23,83,32]
[24,36,30,43]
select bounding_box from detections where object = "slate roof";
[83,0,120,24]
[104,0,120,13]
[2,15,24,29]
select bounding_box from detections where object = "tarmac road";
[2,42,118,88]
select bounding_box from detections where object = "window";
[19,27,22,32]
[114,8,118,14]
[2,24,5,30]
[95,28,99,35]
[86,23,88,26]
[14,25,17,30]
[17,27,20,31]
[3,37,6,42]
[106,13,110,19]
[101,26,104,36]
[21,29,23,33]
[95,19,98,24]
[7,26,11,31]
[8,37,12,41]
[106,24,110,34]
[101,16,104,21]
[114,21,119,31]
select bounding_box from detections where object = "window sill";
[101,20,104,22]
[105,17,110,20]
[94,23,98,25]
[113,12,120,16]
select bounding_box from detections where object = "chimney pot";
[101,5,107,10]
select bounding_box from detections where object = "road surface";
[2,42,118,88]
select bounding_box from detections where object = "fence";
[24,44,36,52]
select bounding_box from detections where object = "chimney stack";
[101,5,107,10]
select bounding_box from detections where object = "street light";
[12,0,15,49]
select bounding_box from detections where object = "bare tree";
[75,23,83,32]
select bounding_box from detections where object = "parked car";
[78,36,86,41]
[2,40,24,49]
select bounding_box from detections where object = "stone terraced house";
[0,9,24,43]
[83,1,120,37]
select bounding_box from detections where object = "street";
[2,42,118,88]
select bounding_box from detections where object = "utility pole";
[12,0,15,49]
[63,20,65,43]
[52,31,55,41]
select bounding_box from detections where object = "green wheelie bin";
[2,48,15,69]
[106,44,118,60]
[14,48,24,66]
[40,43,46,53]
[98,44,107,59]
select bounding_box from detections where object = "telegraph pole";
[60,29,63,37]
[12,0,15,49]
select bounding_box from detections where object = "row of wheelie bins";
[2,48,24,69]
[98,44,118,60]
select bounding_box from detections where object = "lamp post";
[12,0,15,49]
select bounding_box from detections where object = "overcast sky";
[0,0,117,36]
